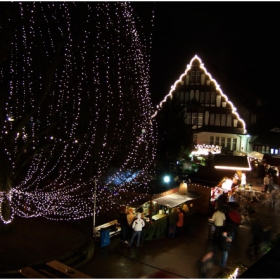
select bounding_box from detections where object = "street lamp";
[163,175,170,184]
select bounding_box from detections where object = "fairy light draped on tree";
[0,2,156,223]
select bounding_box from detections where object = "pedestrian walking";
[127,213,145,247]
[268,176,274,193]
[271,186,279,209]
[218,231,232,267]
[263,174,270,193]
[198,251,214,278]
[211,209,226,242]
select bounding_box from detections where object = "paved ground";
[0,217,88,273]
[1,180,280,278]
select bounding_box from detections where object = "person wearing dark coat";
[117,206,129,244]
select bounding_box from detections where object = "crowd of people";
[117,203,192,247]
[117,177,277,277]
[117,206,146,246]
[205,181,276,274]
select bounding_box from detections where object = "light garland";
[192,144,221,155]
[0,2,156,223]
[151,55,247,134]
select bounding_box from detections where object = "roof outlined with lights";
[152,55,247,134]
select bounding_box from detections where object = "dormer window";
[195,71,200,84]
[191,71,195,83]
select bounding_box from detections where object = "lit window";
[210,136,214,145]
[271,148,274,154]
[215,137,220,145]
[232,138,237,150]
[221,137,225,147]
[191,71,195,83]
[227,138,231,149]
[226,114,232,127]
[192,113,198,125]
[198,113,203,127]
[251,114,256,123]
[195,71,200,84]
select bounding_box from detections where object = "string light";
[0,2,156,223]
[151,55,247,134]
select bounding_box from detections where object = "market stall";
[94,184,203,243]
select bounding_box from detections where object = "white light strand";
[0,2,156,223]
[152,55,247,134]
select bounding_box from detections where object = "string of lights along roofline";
[0,2,156,223]
[151,55,247,134]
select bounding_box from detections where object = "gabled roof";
[152,55,247,134]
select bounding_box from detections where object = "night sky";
[132,2,280,106]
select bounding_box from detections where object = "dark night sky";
[132,2,280,105]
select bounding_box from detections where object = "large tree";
[155,94,193,162]
[0,2,156,226]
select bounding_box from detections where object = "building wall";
[194,132,251,153]
[187,183,211,215]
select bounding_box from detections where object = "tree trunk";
[0,198,13,233]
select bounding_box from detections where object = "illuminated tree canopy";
[0,2,156,223]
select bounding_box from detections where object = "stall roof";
[152,192,199,208]
[213,154,251,171]
[248,151,264,161]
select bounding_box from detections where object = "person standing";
[218,231,232,267]
[268,176,274,193]
[168,208,179,238]
[117,206,129,244]
[263,174,270,193]
[211,209,226,242]
[217,191,228,206]
[126,208,135,241]
[176,208,184,237]
[127,213,145,247]
[271,186,279,209]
